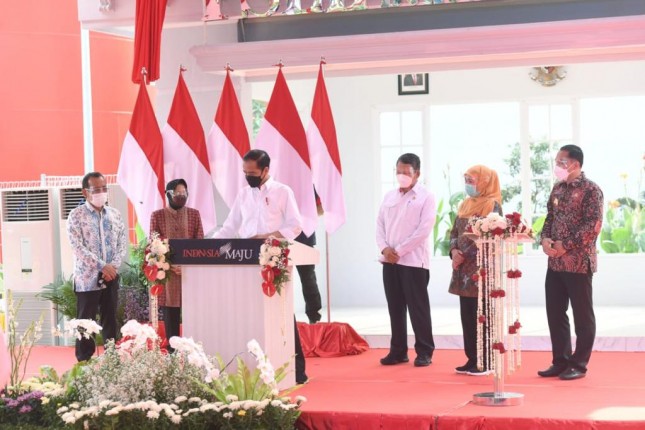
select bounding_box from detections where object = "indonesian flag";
[256,68,317,236]
[206,70,250,209]
[306,63,346,234]
[117,81,165,235]
[162,71,217,233]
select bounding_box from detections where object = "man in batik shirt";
[67,172,127,362]
[538,145,603,381]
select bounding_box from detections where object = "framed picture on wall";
[398,73,429,95]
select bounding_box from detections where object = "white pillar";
[81,28,94,173]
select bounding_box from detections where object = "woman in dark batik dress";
[448,165,502,375]
[150,179,204,349]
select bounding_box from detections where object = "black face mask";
[246,174,263,188]
[170,195,187,210]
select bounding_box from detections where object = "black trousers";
[296,264,322,322]
[382,263,434,358]
[162,306,181,343]
[294,317,307,383]
[545,268,596,372]
[459,296,478,366]
[75,280,119,362]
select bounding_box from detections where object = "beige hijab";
[457,165,502,218]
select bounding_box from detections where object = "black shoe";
[537,365,568,377]
[308,313,322,324]
[558,367,586,381]
[380,354,409,365]
[296,374,309,384]
[414,356,432,367]
[455,361,476,374]
[466,367,492,376]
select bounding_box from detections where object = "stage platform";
[24,346,645,430]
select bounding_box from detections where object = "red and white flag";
[162,71,217,233]
[117,81,165,235]
[256,68,317,236]
[206,70,250,209]
[306,63,346,234]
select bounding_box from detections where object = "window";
[429,103,520,255]
[378,110,425,200]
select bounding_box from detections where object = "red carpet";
[26,347,645,429]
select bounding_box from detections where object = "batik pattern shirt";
[448,202,502,298]
[541,172,603,274]
[150,206,204,307]
[67,202,127,292]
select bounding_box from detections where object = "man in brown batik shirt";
[538,144,603,381]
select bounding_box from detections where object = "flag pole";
[325,231,331,323]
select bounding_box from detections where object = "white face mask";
[89,192,108,208]
[553,165,570,181]
[396,174,413,188]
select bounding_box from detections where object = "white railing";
[0,174,118,190]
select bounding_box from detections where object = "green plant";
[433,191,465,256]
[252,99,268,139]
[37,276,76,321]
[502,140,554,215]
[600,198,644,253]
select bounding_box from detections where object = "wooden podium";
[171,238,319,388]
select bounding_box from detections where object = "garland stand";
[471,233,532,406]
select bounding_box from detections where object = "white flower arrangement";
[169,336,220,383]
[117,320,159,354]
[2,317,303,429]
[64,318,102,340]
[259,237,291,297]
[143,232,172,286]
[247,339,277,388]
[467,212,533,238]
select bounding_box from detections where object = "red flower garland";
[492,342,507,354]
[507,269,523,279]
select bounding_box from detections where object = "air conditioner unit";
[1,189,57,292]
[58,187,85,279]
[7,290,56,346]
[1,189,57,345]
[58,184,130,280]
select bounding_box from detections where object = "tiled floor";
[300,305,645,352]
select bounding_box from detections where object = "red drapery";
[132,0,168,84]
[297,322,369,358]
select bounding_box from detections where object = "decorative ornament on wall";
[99,0,113,12]
[241,0,280,17]
[529,66,567,87]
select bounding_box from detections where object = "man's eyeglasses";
[555,158,570,168]
[85,187,108,194]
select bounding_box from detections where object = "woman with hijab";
[448,165,502,375]
[150,179,204,349]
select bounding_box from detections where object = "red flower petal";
[262,281,276,297]
[144,264,159,283]
[150,284,164,296]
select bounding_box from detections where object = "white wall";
[156,25,645,310]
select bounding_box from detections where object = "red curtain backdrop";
[132,0,168,83]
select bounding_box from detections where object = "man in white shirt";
[376,153,437,367]
[213,149,307,383]
[214,150,301,241]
